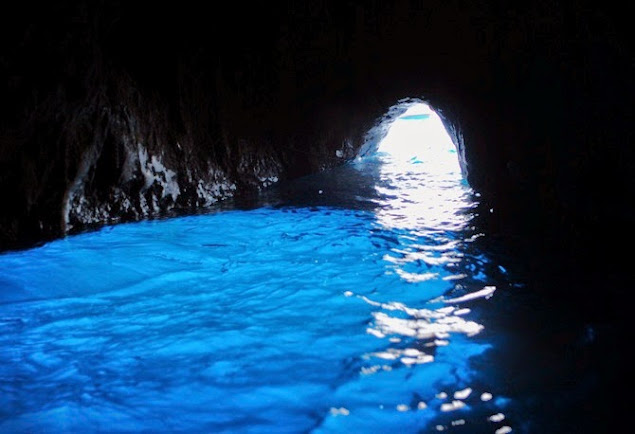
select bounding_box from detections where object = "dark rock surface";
[1,0,633,272]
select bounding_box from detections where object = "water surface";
[0,112,624,433]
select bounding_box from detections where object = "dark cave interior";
[1,1,633,284]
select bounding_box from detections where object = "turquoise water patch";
[399,114,431,120]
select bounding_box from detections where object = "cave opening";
[377,103,457,168]
[358,99,464,182]
[348,99,471,231]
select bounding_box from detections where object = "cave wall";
[1,0,633,265]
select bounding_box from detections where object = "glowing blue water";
[12,95,628,433]
[1,138,527,433]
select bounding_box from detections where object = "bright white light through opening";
[371,101,473,231]
[376,103,460,175]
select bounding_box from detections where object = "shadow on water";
[255,158,630,433]
[235,142,630,432]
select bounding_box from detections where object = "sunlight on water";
[0,102,513,433]
[374,103,467,232]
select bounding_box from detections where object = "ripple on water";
[0,136,513,432]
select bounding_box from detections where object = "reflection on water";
[1,103,601,433]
